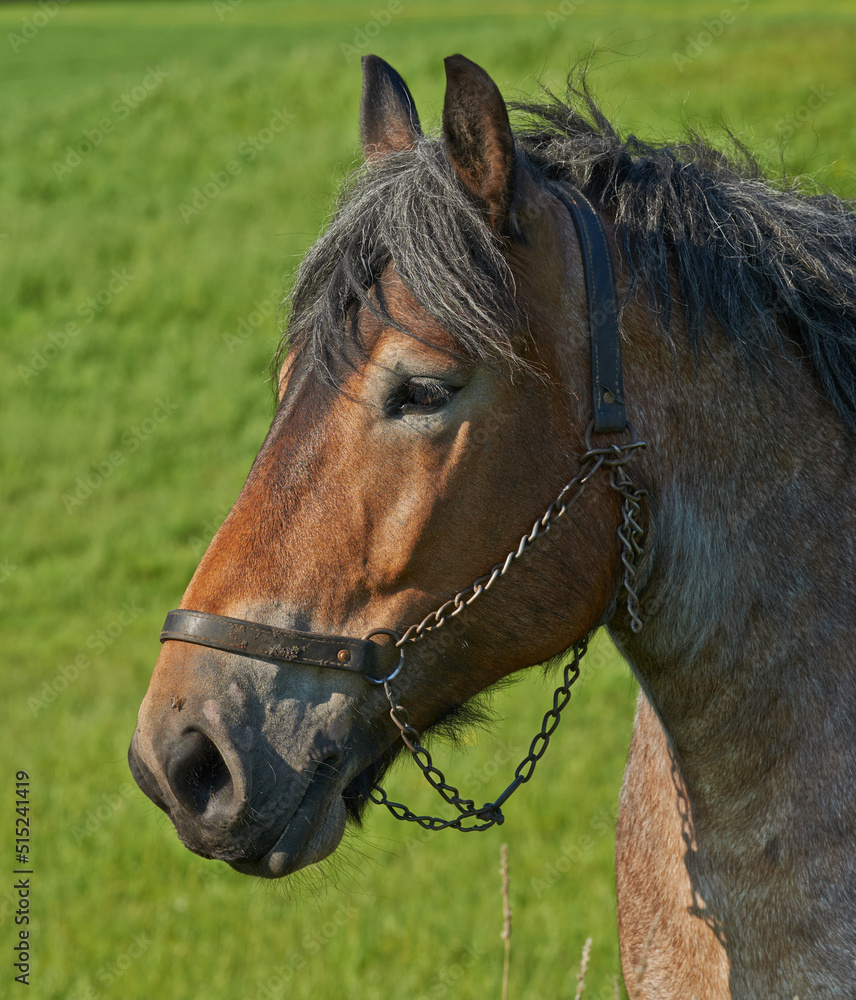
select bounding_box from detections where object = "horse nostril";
[167,729,235,818]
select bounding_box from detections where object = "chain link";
[369,641,587,831]
[370,424,647,832]
[612,464,647,633]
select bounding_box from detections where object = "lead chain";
[612,464,647,633]
[370,428,647,832]
[369,640,587,832]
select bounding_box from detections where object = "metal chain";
[368,640,587,831]
[370,424,647,832]
[393,426,647,649]
[611,464,647,634]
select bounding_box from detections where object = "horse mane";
[278,136,523,386]
[279,75,856,432]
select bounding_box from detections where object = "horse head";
[128,55,640,878]
[130,47,856,999]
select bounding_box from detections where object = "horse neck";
[610,313,856,820]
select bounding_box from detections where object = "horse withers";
[129,54,856,998]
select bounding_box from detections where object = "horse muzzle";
[128,637,366,876]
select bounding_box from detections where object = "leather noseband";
[160,609,398,679]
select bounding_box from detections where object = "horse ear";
[442,54,516,229]
[360,55,422,163]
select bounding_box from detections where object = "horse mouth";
[228,759,347,879]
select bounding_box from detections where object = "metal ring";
[583,419,639,453]
[362,628,405,685]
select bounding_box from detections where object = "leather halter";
[160,184,627,672]
[552,184,626,433]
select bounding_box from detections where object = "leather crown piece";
[550,182,626,434]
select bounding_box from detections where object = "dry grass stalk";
[573,936,593,1000]
[500,844,511,1000]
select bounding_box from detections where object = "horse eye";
[391,377,456,415]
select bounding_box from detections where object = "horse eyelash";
[387,377,456,415]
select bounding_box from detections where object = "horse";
[129,54,856,998]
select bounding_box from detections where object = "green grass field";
[2,1,855,997]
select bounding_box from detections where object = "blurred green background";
[2,1,854,997]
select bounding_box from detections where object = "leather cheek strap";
[551,183,627,434]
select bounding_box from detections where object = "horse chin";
[229,793,347,879]
[228,743,399,878]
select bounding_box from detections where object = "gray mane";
[279,140,521,384]
[280,80,856,432]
